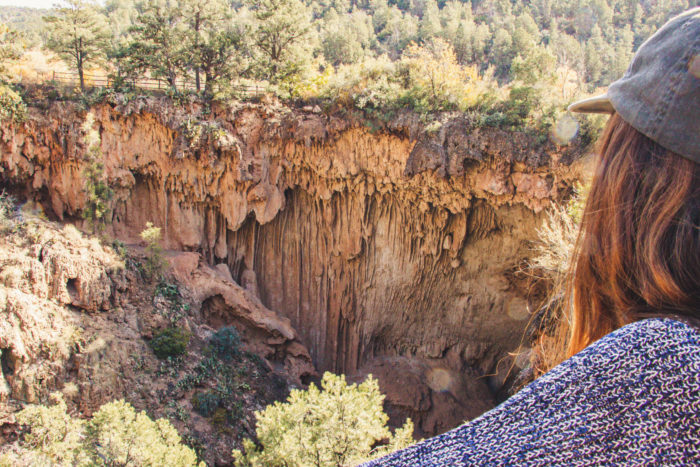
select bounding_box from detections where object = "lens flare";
[551,114,579,146]
[507,297,529,321]
[427,368,453,393]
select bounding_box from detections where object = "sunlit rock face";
[0,97,587,436]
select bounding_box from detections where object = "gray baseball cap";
[568,7,700,164]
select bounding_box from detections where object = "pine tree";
[611,24,634,80]
[197,24,249,95]
[321,9,373,66]
[246,0,313,83]
[232,373,415,467]
[489,27,514,79]
[104,0,139,38]
[418,0,442,42]
[451,22,470,64]
[123,0,188,90]
[43,0,110,91]
[584,23,607,86]
[0,23,24,81]
[180,0,229,91]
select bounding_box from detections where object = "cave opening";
[201,294,229,329]
[1,347,15,377]
[66,278,79,302]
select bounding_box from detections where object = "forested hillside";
[0,6,46,44]
[3,0,697,86]
[0,0,696,143]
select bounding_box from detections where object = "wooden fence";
[27,70,263,97]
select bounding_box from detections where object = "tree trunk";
[195,12,201,92]
[204,71,213,94]
[77,45,85,91]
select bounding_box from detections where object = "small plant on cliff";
[81,112,114,233]
[150,326,191,359]
[191,391,222,417]
[523,182,590,375]
[0,190,19,232]
[181,117,232,149]
[530,182,590,287]
[140,222,168,280]
[232,372,415,467]
[155,281,191,324]
[209,326,242,361]
[2,393,202,466]
[112,239,128,259]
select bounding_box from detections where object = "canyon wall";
[0,97,587,436]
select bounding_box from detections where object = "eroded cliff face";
[0,97,586,436]
[0,217,305,464]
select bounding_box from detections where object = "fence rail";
[24,70,263,97]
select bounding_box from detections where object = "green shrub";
[478,110,509,128]
[0,84,26,122]
[3,394,202,466]
[140,222,168,280]
[504,86,541,123]
[150,327,190,359]
[81,112,114,232]
[0,190,18,232]
[154,281,190,325]
[156,281,180,301]
[245,351,270,374]
[209,326,241,361]
[233,372,415,466]
[578,112,608,148]
[111,239,127,259]
[211,407,234,434]
[191,391,221,417]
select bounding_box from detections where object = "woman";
[367,8,700,466]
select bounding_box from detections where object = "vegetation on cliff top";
[1,0,696,140]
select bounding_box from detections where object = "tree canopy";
[232,372,415,467]
[0,23,23,81]
[43,0,110,90]
[1,0,697,137]
[1,394,202,466]
[7,0,693,95]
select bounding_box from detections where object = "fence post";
[52,70,55,81]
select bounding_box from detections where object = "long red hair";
[559,113,700,361]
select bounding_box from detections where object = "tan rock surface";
[170,251,315,384]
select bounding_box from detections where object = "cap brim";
[567,95,615,114]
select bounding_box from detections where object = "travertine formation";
[0,96,586,436]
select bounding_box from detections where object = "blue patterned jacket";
[365,318,700,466]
